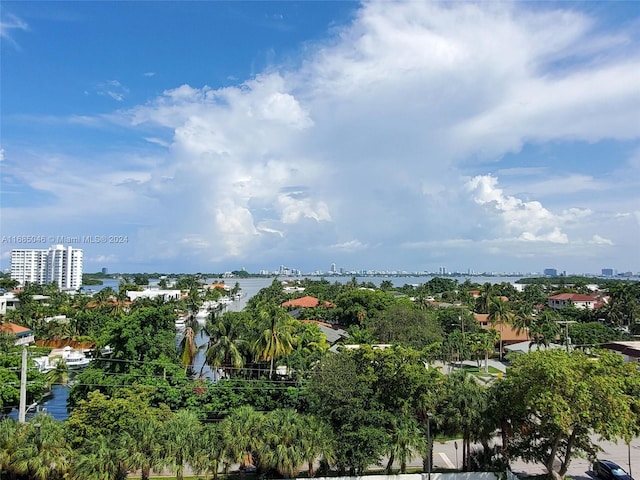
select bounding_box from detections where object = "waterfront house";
[0,322,35,346]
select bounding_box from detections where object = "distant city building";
[101,267,108,275]
[330,263,337,273]
[601,268,614,277]
[10,245,83,289]
[543,268,558,277]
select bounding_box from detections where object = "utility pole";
[426,412,432,480]
[19,346,27,423]
[557,320,575,352]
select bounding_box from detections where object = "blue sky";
[1,1,639,275]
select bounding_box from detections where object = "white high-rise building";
[10,245,83,289]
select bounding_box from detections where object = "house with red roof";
[0,322,35,346]
[281,296,334,309]
[547,293,601,310]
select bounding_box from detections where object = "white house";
[126,289,181,302]
[547,293,601,310]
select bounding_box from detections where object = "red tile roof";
[548,293,597,302]
[0,322,32,335]
[281,296,334,308]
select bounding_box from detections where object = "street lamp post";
[454,441,458,470]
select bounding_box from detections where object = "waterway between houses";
[29,275,534,420]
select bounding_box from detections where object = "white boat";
[61,346,91,369]
[33,356,56,373]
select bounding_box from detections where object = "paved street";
[428,437,639,478]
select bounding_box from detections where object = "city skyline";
[2,1,639,274]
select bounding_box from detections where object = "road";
[426,437,639,478]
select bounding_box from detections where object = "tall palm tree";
[488,296,513,361]
[162,409,201,480]
[178,326,198,374]
[203,314,248,378]
[220,406,263,480]
[253,304,294,378]
[258,409,304,478]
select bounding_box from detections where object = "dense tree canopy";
[495,350,640,480]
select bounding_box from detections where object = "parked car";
[593,460,634,480]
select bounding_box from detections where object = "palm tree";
[299,415,336,477]
[258,409,304,478]
[11,414,72,480]
[476,283,494,314]
[385,413,424,474]
[192,422,226,480]
[605,282,639,327]
[253,304,294,378]
[0,417,18,475]
[529,309,561,350]
[70,434,130,480]
[185,287,203,320]
[128,416,165,480]
[203,314,248,378]
[511,301,534,335]
[442,370,489,471]
[162,409,202,480]
[45,359,70,390]
[178,326,198,374]
[470,330,499,374]
[220,406,263,480]
[488,296,512,361]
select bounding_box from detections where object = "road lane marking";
[437,452,455,469]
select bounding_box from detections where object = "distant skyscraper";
[543,268,558,277]
[330,263,337,273]
[101,267,108,275]
[601,268,614,277]
[11,245,83,289]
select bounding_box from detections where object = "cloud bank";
[2,1,639,273]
